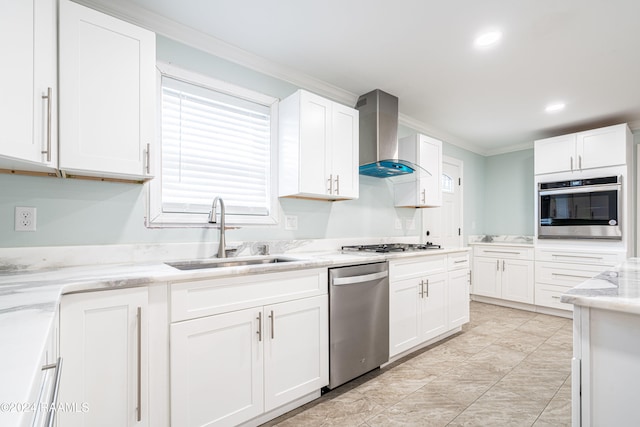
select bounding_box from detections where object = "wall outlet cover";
[15,206,37,232]
[285,215,298,231]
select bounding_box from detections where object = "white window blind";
[161,76,272,217]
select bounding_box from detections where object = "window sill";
[146,212,278,228]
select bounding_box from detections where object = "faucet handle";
[224,248,238,257]
[257,244,270,256]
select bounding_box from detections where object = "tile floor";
[264,301,573,426]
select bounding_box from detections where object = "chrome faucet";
[208,196,227,258]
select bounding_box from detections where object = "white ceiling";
[82,0,640,155]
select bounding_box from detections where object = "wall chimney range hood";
[355,89,424,178]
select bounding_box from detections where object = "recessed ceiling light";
[474,30,502,48]
[545,102,566,113]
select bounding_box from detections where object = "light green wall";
[483,149,535,236]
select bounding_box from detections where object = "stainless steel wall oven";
[538,175,622,239]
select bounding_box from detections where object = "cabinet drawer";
[473,245,533,260]
[171,268,328,322]
[448,252,470,270]
[535,283,574,311]
[536,261,608,287]
[535,248,625,265]
[390,255,446,280]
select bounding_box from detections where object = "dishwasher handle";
[332,270,388,286]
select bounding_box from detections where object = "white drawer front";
[390,255,447,280]
[448,252,470,270]
[473,245,534,260]
[536,262,609,287]
[171,268,327,322]
[535,283,574,311]
[535,248,625,265]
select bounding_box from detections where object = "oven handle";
[332,270,388,286]
[539,183,620,197]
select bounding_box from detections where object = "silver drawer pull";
[551,296,561,300]
[257,312,262,341]
[42,357,63,427]
[269,310,275,339]
[483,250,522,255]
[553,254,604,260]
[454,260,467,264]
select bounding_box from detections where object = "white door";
[59,0,155,178]
[389,278,421,357]
[59,288,148,427]
[170,308,263,427]
[264,296,328,411]
[330,103,359,198]
[501,259,534,304]
[422,156,463,248]
[420,272,448,342]
[472,257,501,298]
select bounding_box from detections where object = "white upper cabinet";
[0,0,58,174]
[534,123,630,175]
[279,89,359,200]
[394,134,442,207]
[59,0,155,180]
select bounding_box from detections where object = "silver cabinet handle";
[483,250,522,255]
[42,357,63,427]
[136,306,142,422]
[327,174,333,194]
[496,260,500,271]
[269,310,274,339]
[419,280,424,298]
[257,312,262,342]
[335,175,340,195]
[145,143,151,174]
[551,295,561,300]
[421,188,426,204]
[41,87,52,162]
[502,260,505,272]
[425,279,429,297]
[570,156,573,171]
[552,254,603,260]
[578,155,582,170]
[454,259,467,264]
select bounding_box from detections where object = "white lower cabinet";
[472,245,534,304]
[389,252,470,358]
[169,269,328,427]
[58,287,148,427]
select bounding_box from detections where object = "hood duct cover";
[355,89,422,178]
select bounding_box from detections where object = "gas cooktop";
[341,243,442,253]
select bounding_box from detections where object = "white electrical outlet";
[15,206,37,232]
[394,218,402,230]
[405,218,416,230]
[284,215,298,230]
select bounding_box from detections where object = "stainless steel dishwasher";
[327,261,389,389]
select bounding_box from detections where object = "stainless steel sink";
[166,257,296,270]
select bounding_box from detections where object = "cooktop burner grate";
[341,243,442,253]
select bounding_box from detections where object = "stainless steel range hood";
[355,89,422,178]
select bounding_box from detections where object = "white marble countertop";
[467,235,534,247]
[561,258,640,314]
[0,246,469,424]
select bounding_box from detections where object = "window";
[148,63,278,227]
[442,173,454,193]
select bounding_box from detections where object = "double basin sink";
[166,256,296,271]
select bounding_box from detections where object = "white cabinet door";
[420,272,447,342]
[330,102,359,199]
[534,134,576,175]
[298,91,331,196]
[501,259,534,304]
[577,124,627,170]
[395,134,443,207]
[448,268,470,328]
[171,308,263,427]
[0,0,57,171]
[472,257,501,298]
[59,0,155,180]
[418,135,442,207]
[59,288,148,427]
[264,295,328,411]
[389,277,421,357]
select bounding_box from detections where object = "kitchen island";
[561,258,640,427]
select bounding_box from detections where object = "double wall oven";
[538,175,622,240]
